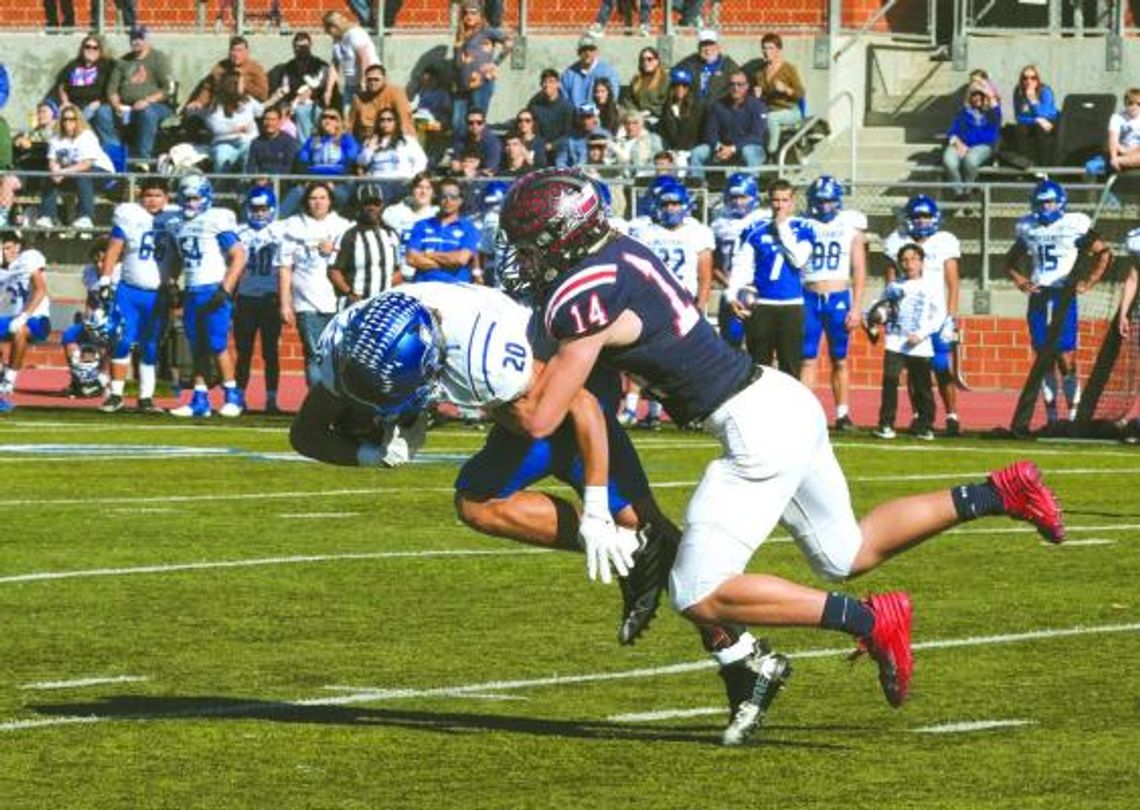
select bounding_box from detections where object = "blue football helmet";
[648,175,690,228]
[177,173,213,219]
[1031,179,1067,225]
[336,292,444,419]
[480,180,511,212]
[723,172,759,218]
[807,175,844,222]
[589,176,614,216]
[82,306,122,349]
[243,184,277,230]
[904,195,941,239]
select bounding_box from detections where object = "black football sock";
[950,482,1004,521]
[820,592,874,638]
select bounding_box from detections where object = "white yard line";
[21,676,148,691]
[609,707,724,723]
[278,513,362,519]
[3,621,1135,734]
[0,521,1129,587]
[4,463,1139,510]
[0,548,549,585]
[912,719,1035,734]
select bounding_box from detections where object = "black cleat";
[720,640,793,746]
[944,416,961,437]
[137,398,165,414]
[616,522,678,645]
[834,414,856,432]
[99,394,124,413]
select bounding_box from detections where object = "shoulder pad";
[543,262,620,340]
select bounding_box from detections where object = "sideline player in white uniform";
[1003,180,1111,425]
[235,184,286,414]
[883,195,963,435]
[98,177,177,413]
[710,172,768,351]
[60,237,120,398]
[0,231,51,413]
[167,173,247,418]
[801,176,866,430]
[625,176,714,428]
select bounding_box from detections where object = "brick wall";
[0,1,863,31]
[23,315,1111,391]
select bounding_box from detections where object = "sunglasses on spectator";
[61,115,78,121]
[378,115,396,121]
[641,55,658,62]
[83,43,100,50]
[1021,74,1039,81]
[321,114,339,121]
[729,80,749,87]
[439,191,463,200]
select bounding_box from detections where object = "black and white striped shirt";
[332,223,402,305]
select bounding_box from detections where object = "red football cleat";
[988,460,1065,543]
[852,591,914,709]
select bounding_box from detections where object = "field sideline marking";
[1,522,1130,586]
[6,464,1140,509]
[21,676,148,691]
[2,621,1136,734]
[278,512,362,519]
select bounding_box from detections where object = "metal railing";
[778,90,855,179]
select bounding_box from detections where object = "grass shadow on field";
[30,695,847,750]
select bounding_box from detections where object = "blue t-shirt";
[407,215,481,283]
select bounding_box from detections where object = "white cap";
[698,29,718,44]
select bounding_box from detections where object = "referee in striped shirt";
[329,183,403,307]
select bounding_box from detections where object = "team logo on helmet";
[904,194,941,239]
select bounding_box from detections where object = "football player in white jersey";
[625,176,714,428]
[167,173,248,418]
[710,172,768,351]
[235,184,286,414]
[883,195,963,435]
[1003,180,1112,425]
[98,177,178,413]
[60,237,119,399]
[291,285,646,585]
[0,230,51,413]
[801,176,867,431]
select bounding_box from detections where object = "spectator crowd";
[0,3,1135,436]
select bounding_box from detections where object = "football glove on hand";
[938,316,958,345]
[203,286,232,313]
[381,411,429,467]
[580,516,639,584]
[579,485,639,585]
[96,277,113,305]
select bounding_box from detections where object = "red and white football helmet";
[500,168,611,290]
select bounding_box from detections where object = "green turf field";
[1,411,1137,808]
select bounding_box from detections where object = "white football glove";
[938,316,958,345]
[381,411,429,468]
[579,486,638,584]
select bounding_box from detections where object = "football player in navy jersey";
[499,167,1068,745]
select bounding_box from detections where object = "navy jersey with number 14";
[543,235,751,425]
